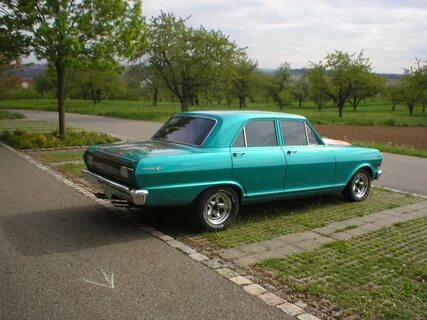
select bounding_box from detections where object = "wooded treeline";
[1,4,426,139]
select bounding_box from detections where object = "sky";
[143,0,427,73]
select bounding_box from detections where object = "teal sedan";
[83,111,383,231]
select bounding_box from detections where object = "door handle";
[286,150,298,156]
[232,152,246,157]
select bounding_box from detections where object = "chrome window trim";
[304,123,310,145]
[243,127,248,147]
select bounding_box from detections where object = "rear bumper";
[82,169,148,205]
[376,169,383,180]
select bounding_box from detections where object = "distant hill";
[15,64,46,79]
[259,67,403,82]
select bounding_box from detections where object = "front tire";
[344,169,371,201]
[195,187,239,231]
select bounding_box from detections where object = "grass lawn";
[202,188,420,248]
[32,150,84,162]
[353,142,427,158]
[0,110,25,119]
[259,217,427,320]
[56,162,85,180]
[0,119,57,133]
[0,98,426,127]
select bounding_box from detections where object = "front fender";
[345,163,376,186]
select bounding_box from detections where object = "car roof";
[179,110,306,121]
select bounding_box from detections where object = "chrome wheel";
[204,192,233,226]
[352,173,369,199]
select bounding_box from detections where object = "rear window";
[152,116,216,146]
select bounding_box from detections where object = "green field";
[202,188,419,248]
[0,98,426,127]
[260,217,427,320]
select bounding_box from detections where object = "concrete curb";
[1,140,323,319]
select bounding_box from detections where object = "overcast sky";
[144,0,427,73]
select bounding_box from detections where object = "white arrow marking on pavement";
[83,269,115,289]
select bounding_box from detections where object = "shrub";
[0,128,119,149]
[0,110,26,119]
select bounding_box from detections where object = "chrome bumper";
[376,169,383,180]
[82,169,148,205]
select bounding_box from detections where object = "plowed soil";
[315,125,427,149]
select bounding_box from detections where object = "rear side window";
[245,120,277,147]
[281,120,307,146]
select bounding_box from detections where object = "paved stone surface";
[219,201,427,266]
[297,313,321,320]
[277,302,305,316]
[258,292,286,306]
[237,243,269,254]
[229,276,252,285]
[0,144,289,320]
[13,109,427,195]
[243,284,268,296]
[216,268,239,279]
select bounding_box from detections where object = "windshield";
[152,116,216,146]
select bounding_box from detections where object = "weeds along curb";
[2,140,323,320]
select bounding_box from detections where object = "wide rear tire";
[195,187,239,231]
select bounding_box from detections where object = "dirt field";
[316,125,427,149]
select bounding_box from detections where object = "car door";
[231,119,286,199]
[281,120,335,194]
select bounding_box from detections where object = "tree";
[348,73,386,112]
[146,12,241,112]
[400,60,427,115]
[267,63,294,110]
[67,65,124,103]
[1,0,147,137]
[34,69,55,98]
[125,63,164,106]
[292,72,309,108]
[307,66,329,111]
[386,83,403,112]
[309,51,372,118]
[231,56,258,108]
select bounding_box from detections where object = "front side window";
[281,120,307,146]
[233,130,245,147]
[245,120,277,147]
[152,116,216,146]
[306,124,320,145]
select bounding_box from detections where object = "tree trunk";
[55,61,66,138]
[423,104,426,112]
[338,104,344,118]
[408,103,414,116]
[239,97,245,108]
[89,83,97,104]
[180,98,189,112]
[152,88,158,106]
[299,97,302,108]
[318,104,322,111]
[392,103,396,112]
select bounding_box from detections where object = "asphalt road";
[11,109,427,195]
[0,144,288,320]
